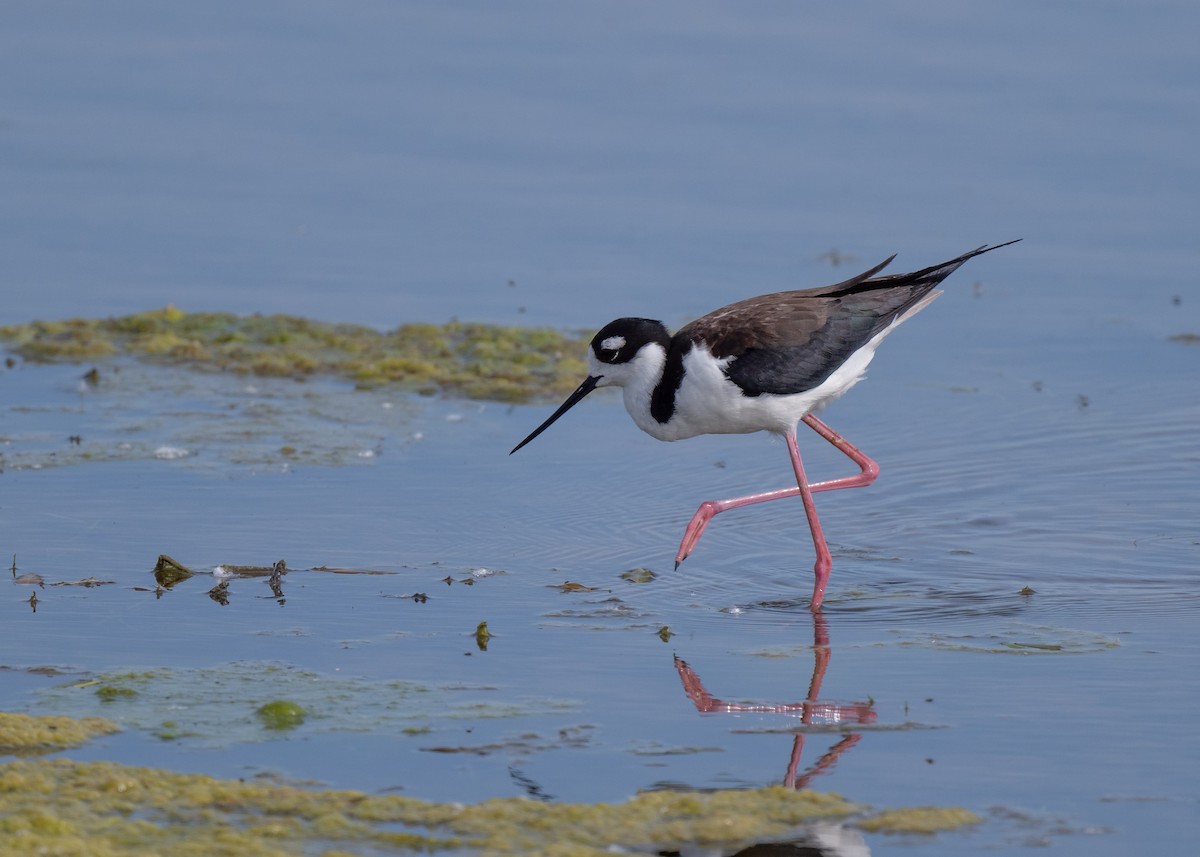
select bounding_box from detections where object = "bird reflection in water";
[674,612,875,789]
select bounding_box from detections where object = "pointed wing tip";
[977,238,1022,254]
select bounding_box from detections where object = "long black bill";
[510,375,601,455]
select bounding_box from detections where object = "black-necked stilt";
[512,241,1018,610]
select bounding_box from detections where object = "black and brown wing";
[684,242,1017,397]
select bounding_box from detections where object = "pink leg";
[785,429,831,610]
[675,416,878,566]
[800,414,880,492]
[674,416,880,608]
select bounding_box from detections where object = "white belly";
[630,337,883,441]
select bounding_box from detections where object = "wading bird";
[512,241,1018,610]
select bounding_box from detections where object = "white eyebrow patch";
[600,335,626,352]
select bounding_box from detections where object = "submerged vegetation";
[0,307,591,403]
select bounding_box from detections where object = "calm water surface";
[2,2,1199,855]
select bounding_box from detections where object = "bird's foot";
[675,501,719,567]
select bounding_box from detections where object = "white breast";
[636,325,904,441]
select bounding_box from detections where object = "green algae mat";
[0,307,590,403]
[0,755,978,857]
[0,713,980,856]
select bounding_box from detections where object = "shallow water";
[3,2,1200,854]
[3,342,1197,853]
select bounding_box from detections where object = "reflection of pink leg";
[674,416,880,604]
[786,733,864,790]
[675,613,875,789]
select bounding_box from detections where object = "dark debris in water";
[620,567,657,584]
[0,306,591,403]
[474,620,492,651]
[144,554,460,607]
[552,580,606,593]
[9,556,114,590]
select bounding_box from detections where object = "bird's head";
[510,317,670,454]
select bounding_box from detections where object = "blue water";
[3,2,1199,855]
[3,2,1197,331]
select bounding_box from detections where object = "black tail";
[879,239,1021,289]
[827,239,1021,297]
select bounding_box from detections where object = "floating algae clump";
[857,805,982,834]
[256,700,307,731]
[95,686,139,703]
[0,712,120,754]
[0,308,591,404]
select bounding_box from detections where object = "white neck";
[591,342,670,439]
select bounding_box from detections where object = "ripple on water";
[723,385,1198,626]
[622,544,1200,639]
[880,622,1122,655]
[509,382,1198,631]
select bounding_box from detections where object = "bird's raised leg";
[799,414,880,492]
[674,415,879,570]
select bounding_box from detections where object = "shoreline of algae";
[0,307,591,404]
[0,756,981,856]
[0,714,982,856]
[1,755,860,856]
[0,712,121,755]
